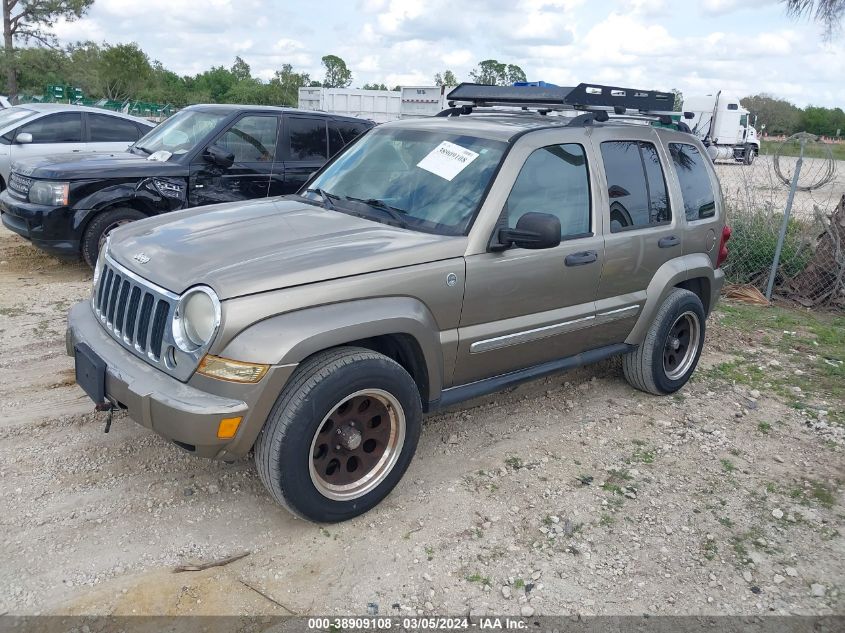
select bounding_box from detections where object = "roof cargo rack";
[441,83,689,127]
[446,82,674,113]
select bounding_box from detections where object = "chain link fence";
[715,134,845,309]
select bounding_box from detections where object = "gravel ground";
[0,224,842,617]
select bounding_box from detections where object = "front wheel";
[623,288,706,395]
[254,347,422,522]
[81,207,147,268]
[744,146,757,165]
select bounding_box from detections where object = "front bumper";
[0,189,81,257]
[66,301,297,460]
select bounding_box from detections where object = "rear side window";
[505,143,590,239]
[19,113,83,143]
[328,124,345,156]
[600,140,671,232]
[288,117,327,161]
[217,115,279,162]
[88,113,142,142]
[337,122,370,144]
[669,143,716,221]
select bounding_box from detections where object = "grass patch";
[721,459,737,473]
[758,421,772,434]
[760,139,845,161]
[513,578,525,589]
[466,573,492,586]
[504,456,523,470]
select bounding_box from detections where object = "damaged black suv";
[0,104,372,266]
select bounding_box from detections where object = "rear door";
[453,135,604,386]
[85,112,145,153]
[588,129,681,345]
[189,113,280,206]
[10,112,85,164]
[281,115,329,194]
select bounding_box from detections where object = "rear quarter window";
[600,140,671,232]
[669,143,716,221]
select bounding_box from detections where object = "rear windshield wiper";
[344,196,410,229]
[305,187,340,210]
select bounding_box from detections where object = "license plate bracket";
[74,343,107,405]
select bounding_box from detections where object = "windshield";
[0,106,36,130]
[304,127,507,235]
[133,109,227,158]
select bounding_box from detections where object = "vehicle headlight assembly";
[28,181,69,206]
[152,178,185,200]
[92,237,108,288]
[173,286,221,352]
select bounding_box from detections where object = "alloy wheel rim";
[662,311,701,381]
[308,389,405,501]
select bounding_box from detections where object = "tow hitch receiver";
[95,401,114,433]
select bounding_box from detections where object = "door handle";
[565,250,598,266]
[658,236,680,248]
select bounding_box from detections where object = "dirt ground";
[0,224,843,618]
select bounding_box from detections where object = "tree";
[783,0,844,39]
[2,0,94,100]
[469,59,527,86]
[671,88,683,112]
[269,63,311,105]
[740,94,803,136]
[231,56,251,81]
[362,82,388,90]
[98,42,152,101]
[321,54,351,88]
[434,70,457,86]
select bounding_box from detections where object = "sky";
[50,0,845,108]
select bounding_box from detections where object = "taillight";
[716,225,731,267]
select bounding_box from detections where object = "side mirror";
[203,144,235,169]
[15,132,32,144]
[498,212,561,250]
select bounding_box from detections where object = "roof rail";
[444,82,679,117]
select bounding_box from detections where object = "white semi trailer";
[297,86,449,122]
[683,92,760,164]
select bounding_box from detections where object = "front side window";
[669,143,716,221]
[505,143,590,239]
[305,127,506,236]
[216,115,279,162]
[88,113,142,142]
[19,113,83,143]
[133,109,227,157]
[600,140,671,232]
[288,118,327,161]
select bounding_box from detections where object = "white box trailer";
[399,86,449,118]
[297,87,401,123]
[298,86,450,123]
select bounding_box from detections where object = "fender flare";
[219,296,446,403]
[625,254,718,345]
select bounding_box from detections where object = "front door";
[453,142,604,386]
[189,114,280,206]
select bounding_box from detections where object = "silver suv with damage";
[67,83,730,522]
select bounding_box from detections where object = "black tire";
[744,146,756,165]
[623,288,706,395]
[254,346,422,522]
[81,207,147,268]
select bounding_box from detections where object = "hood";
[108,197,466,299]
[13,151,187,180]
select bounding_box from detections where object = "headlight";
[172,286,221,352]
[28,181,69,206]
[152,178,185,200]
[92,238,107,288]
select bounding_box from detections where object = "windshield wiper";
[305,187,340,210]
[133,145,153,155]
[344,196,410,229]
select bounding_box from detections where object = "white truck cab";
[683,93,760,164]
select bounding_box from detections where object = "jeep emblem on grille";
[133,253,151,264]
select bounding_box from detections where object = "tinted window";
[328,124,345,156]
[727,103,739,110]
[19,113,82,143]
[217,115,279,162]
[505,143,590,238]
[669,143,716,221]
[600,141,671,232]
[337,122,369,144]
[289,118,327,160]
[88,113,142,142]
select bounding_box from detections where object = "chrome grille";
[8,172,32,196]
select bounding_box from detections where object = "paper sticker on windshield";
[416,141,479,181]
[147,150,172,162]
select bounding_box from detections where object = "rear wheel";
[254,347,422,522]
[623,289,706,395]
[81,207,146,268]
